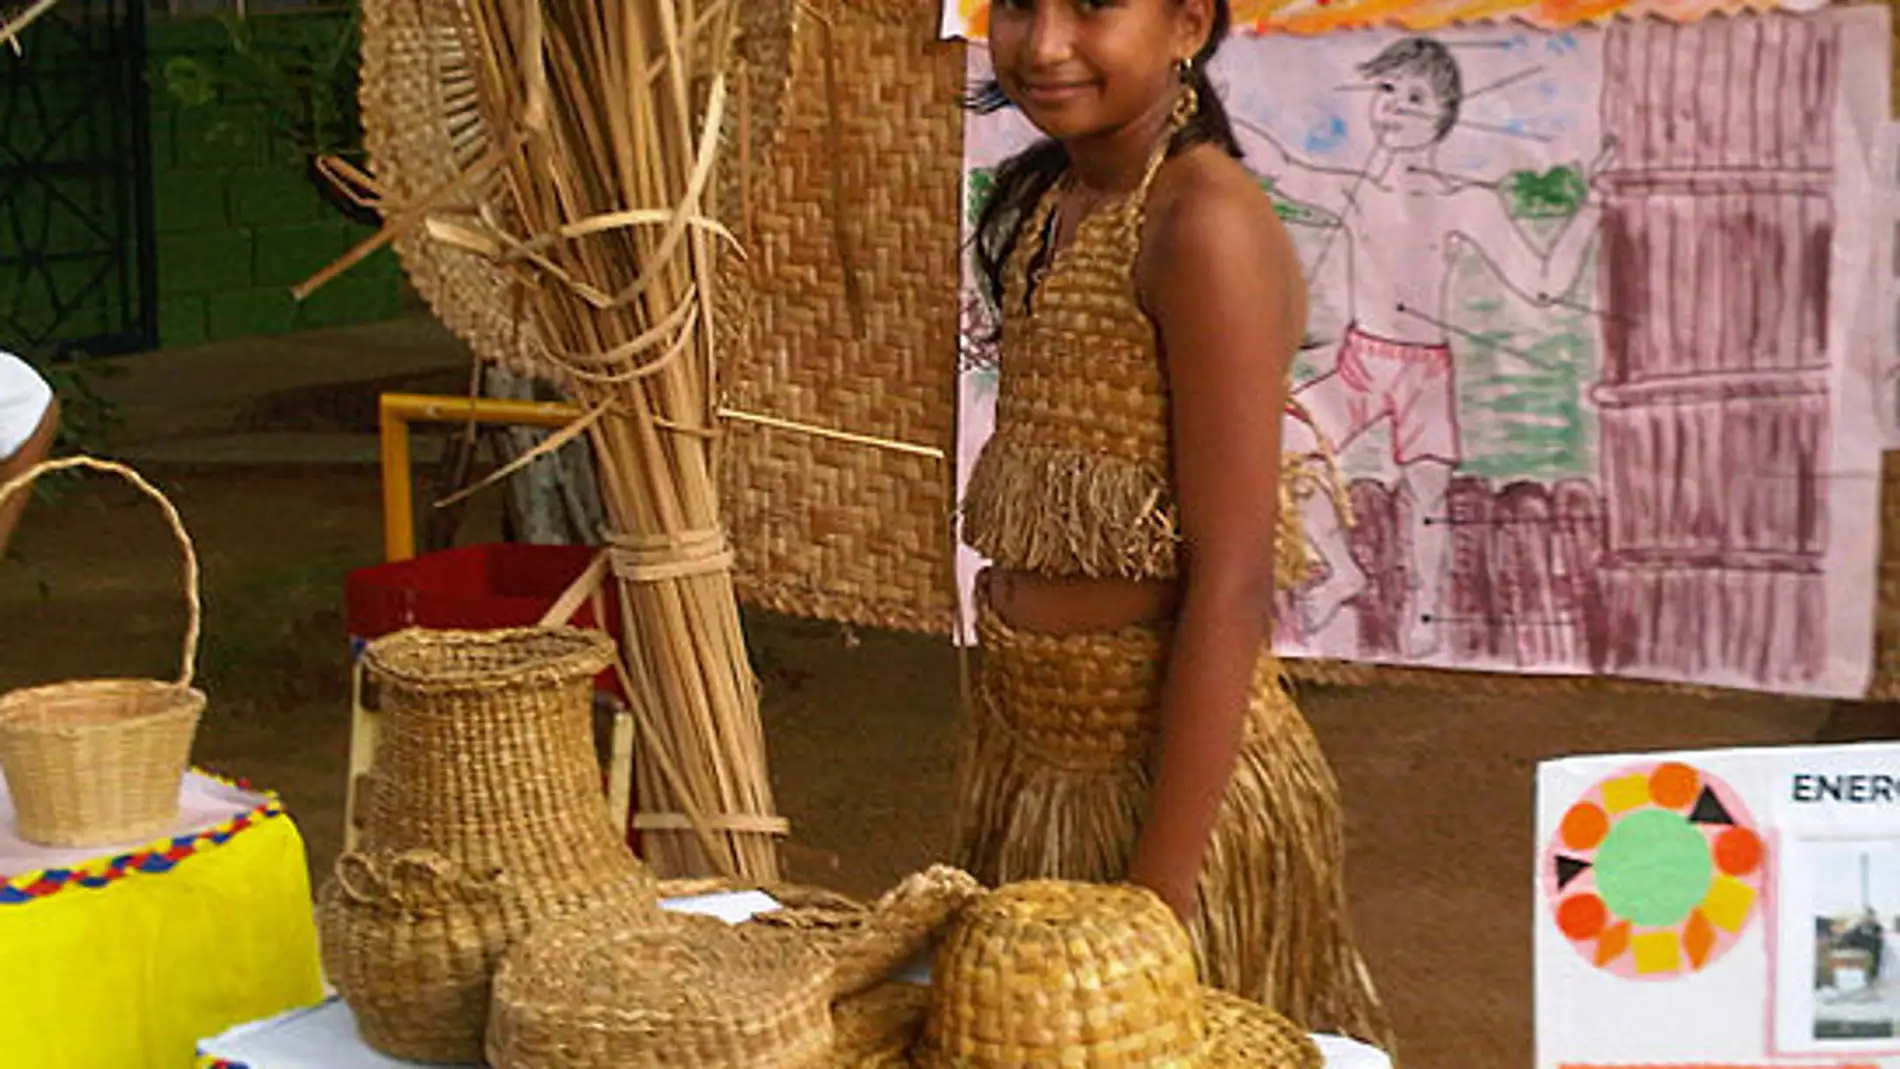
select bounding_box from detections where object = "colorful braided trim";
[1,769,284,906]
[195,1059,245,1069]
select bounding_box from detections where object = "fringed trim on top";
[963,433,1352,592]
[961,436,1178,581]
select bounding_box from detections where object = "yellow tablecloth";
[0,770,326,1069]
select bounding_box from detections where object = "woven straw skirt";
[952,597,1396,1056]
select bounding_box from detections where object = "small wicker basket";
[0,456,206,847]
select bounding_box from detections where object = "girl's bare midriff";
[979,566,1180,634]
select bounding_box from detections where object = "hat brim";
[889,984,1324,1069]
[1203,988,1324,1069]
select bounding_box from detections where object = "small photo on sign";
[1808,840,1900,1044]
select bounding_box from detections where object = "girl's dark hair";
[962,1,1241,318]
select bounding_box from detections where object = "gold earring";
[1172,57,1199,128]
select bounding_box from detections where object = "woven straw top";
[913,880,1319,1069]
[960,138,1334,587]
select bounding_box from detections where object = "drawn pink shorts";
[1321,323,1462,466]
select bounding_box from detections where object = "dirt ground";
[2,322,1894,1069]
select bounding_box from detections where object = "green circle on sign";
[1594,808,1712,928]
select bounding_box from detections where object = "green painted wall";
[146,11,405,347]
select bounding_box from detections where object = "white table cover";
[0,768,264,877]
[198,892,1394,1069]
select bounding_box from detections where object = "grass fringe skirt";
[953,599,1397,1058]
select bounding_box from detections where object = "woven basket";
[831,980,930,1069]
[658,865,983,1000]
[318,626,660,1064]
[483,867,976,1067]
[0,456,205,848]
[487,906,837,1069]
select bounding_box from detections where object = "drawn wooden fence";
[1326,475,1611,672]
[1593,13,1837,686]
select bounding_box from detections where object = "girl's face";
[987,0,1209,143]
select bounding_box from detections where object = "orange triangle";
[1595,920,1631,966]
[1683,910,1716,969]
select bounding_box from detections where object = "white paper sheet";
[1537,740,1900,1068]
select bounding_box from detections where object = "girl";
[954,0,1394,1050]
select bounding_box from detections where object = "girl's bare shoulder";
[1139,145,1298,292]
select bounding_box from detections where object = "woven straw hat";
[911,880,1322,1069]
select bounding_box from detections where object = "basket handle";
[0,455,201,688]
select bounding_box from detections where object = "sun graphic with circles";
[1543,761,1766,979]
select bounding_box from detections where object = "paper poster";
[1537,742,1900,1068]
[955,9,1892,697]
[1877,123,1900,447]
[939,0,1833,40]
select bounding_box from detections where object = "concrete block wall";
[147,12,407,348]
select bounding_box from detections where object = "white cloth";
[0,351,52,459]
[201,998,1389,1069]
[0,768,266,877]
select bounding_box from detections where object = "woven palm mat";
[717,0,964,636]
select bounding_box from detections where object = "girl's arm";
[1128,163,1304,921]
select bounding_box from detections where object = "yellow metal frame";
[350,391,627,854]
[378,391,583,562]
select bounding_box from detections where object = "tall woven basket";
[0,456,205,848]
[318,626,660,1064]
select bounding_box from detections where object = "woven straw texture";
[718,0,963,635]
[955,598,1394,1053]
[657,866,982,1001]
[962,135,1338,593]
[319,627,660,1064]
[832,981,929,1069]
[0,457,204,848]
[757,864,984,1000]
[487,906,835,1069]
[914,880,1320,1069]
[359,0,800,383]
[356,0,540,375]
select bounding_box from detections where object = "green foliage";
[34,355,123,456]
[161,8,366,166]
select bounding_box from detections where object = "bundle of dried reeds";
[430,0,782,880]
